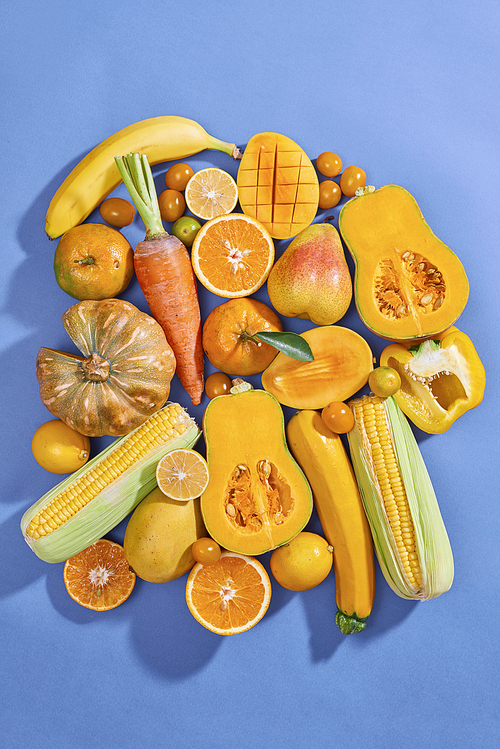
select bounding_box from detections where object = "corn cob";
[21,403,201,564]
[346,395,453,601]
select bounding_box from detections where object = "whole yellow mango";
[123,487,206,583]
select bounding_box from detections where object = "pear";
[267,222,352,326]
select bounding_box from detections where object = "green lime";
[172,216,202,248]
[368,366,401,397]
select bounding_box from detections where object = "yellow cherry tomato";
[99,198,135,227]
[321,401,355,434]
[339,166,367,197]
[205,372,232,399]
[191,537,222,565]
[319,180,342,209]
[165,163,194,191]
[316,152,343,177]
[158,189,186,223]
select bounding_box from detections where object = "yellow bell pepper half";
[379,327,486,434]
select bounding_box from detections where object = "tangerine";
[63,539,136,611]
[202,297,282,376]
[368,366,401,397]
[54,223,134,301]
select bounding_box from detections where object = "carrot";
[115,153,204,405]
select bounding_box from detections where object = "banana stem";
[115,153,166,239]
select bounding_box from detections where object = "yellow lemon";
[185,167,238,220]
[156,448,209,501]
[270,531,333,591]
[32,419,91,474]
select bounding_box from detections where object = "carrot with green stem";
[115,152,204,405]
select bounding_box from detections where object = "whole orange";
[202,297,283,376]
[54,223,134,300]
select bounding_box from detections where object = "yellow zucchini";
[286,409,375,634]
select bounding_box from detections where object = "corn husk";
[21,404,201,564]
[347,395,454,600]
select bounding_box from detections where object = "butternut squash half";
[338,185,469,341]
[201,385,312,555]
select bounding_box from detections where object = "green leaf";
[255,331,314,361]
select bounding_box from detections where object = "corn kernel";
[351,396,423,593]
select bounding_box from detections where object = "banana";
[45,116,243,239]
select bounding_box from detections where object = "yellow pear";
[267,222,352,325]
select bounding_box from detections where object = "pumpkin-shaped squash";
[36,299,176,437]
[338,185,469,341]
[201,384,312,556]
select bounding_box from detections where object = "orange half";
[63,539,136,611]
[191,213,275,298]
[185,551,272,635]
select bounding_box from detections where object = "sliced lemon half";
[156,448,209,501]
[185,167,238,220]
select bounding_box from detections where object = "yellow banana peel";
[45,116,242,239]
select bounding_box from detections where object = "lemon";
[270,531,333,591]
[185,167,238,220]
[32,419,91,474]
[156,448,209,501]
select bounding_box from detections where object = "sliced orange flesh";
[191,213,274,298]
[63,539,136,611]
[237,132,319,240]
[185,551,271,635]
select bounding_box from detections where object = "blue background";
[1,1,499,747]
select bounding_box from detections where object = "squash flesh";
[201,389,312,555]
[338,185,469,340]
